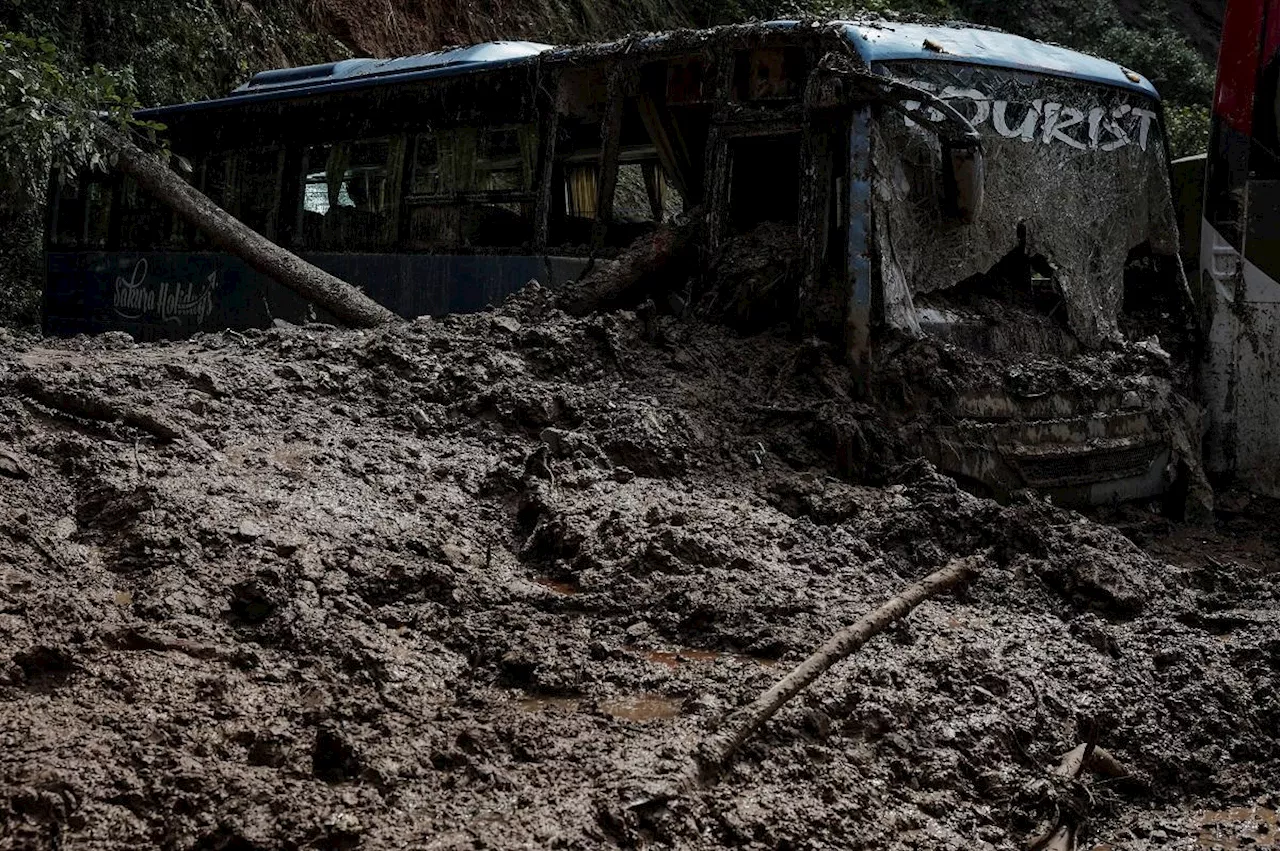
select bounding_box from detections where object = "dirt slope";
[305,0,694,57]
[1,293,1277,849]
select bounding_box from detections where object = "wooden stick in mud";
[1029,743,1131,851]
[695,554,985,782]
[16,374,186,443]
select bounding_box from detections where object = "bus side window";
[191,155,233,249]
[83,178,114,249]
[733,48,806,102]
[203,155,233,209]
[299,138,404,250]
[118,177,180,249]
[404,125,535,250]
[607,161,684,247]
[469,125,536,247]
[549,117,604,249]
[50,172,85,248]
[236,148,284,240]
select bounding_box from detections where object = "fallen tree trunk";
[102,126,397,329]
[695,554,985,782]
[558,219,698,317]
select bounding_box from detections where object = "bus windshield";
[872,60,1183,349]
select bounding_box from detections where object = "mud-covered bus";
[44,21,1189,505]
[1201,0,1280,496]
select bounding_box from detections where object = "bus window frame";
[400,124,540,253]
[293,136,406,252]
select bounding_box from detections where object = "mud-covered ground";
[1,291,1277,850]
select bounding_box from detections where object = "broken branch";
[102,125,398,329]
[1028,743,1131,851]
[558,219,698,316]
[695,554,984,782]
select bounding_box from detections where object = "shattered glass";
[871,62,1183,348]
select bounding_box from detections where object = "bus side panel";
[42,252,297,341]
[299,254,586,319]
[42,251,589,340]
[1203,188,1280,495]
[1202,0,1280,494]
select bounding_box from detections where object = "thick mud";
[1,295,1277,849]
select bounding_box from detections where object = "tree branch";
[695,554,985,783]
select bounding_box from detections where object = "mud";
[0,298,1277,850]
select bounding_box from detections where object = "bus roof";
[840,21,1158,98]
[137,20,1157,120]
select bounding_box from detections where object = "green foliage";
[0,201,40,327]
[1093,23,1213,107]
[0,0,343,327]
[0,0,341,106]
[0,31,150,200]
[1165,104,1210,159]
[0,30,162,326]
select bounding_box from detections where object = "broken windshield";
[871,62,1182,347]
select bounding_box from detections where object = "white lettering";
[992,99,1041,141]
[1087,106,1105,149]
[1132,107,1158,151]
[113,259,217,325]
[1101,104,1133,151]
[940,86,991,127]
[1043,103,1087,150]
[901,79,1160,153]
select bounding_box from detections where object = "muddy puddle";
[517,693,683,722]
[1091,806,1278,850]
[4,301,1280,850]
[598,694,683,722]
[633,647,778,669]
[533,576,581,595]
[1195,806,1279,848]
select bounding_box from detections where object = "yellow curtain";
[566,165,598,218]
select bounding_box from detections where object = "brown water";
[635,646,777,669]
[533,577,580,595]
[1196,806,1279,848]
[599,694,683,722]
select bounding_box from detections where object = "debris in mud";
[0,299,1277,849]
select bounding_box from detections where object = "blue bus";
[44,21,1187,504]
